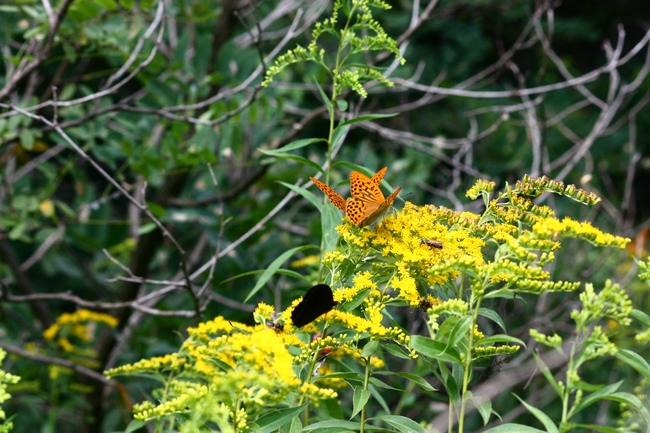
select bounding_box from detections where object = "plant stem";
[360,357,371,433]
[458,293,481,433]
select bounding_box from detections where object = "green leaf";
[381,343,412,360]
[410,335,462,363]
[360,339,379,357]
[19,128,34,150]
[321,202,342,254]
[302,419,360,431]
[336,99,348,111]
[602,392,650,425]
[259,138,327,173]
[351,388,370,419]
[446,315,473,350]
[569,381,622,418]
[277,181,323,212]
[244,245,318,302]
[252,406,305,433]
[145,201,167,218]
[314,80,333,119]
[370,415,429,433]
[513,394,559,433]
[615,348,650,380]
[338,112,398,128]
[478,307,507,332]
[123,419,148,433]
[631,308,650,328]
[331,123,350,150]
[380,371,437,391]
[261,138,327,155]
[532,351,563,397]
[565,424,626,433]
[476,334,525,347]
[137,222,157,235]
[468,391,492,425]
[483,424,546,433]
[265,153,325,173]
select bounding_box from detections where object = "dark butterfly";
[291,284,336,328]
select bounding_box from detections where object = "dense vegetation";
[1,0,649,432]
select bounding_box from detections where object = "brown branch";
[0,0,75,101]
[0,341,114,386]
[0,239,53,328]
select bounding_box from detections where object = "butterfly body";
[310,167,401,228]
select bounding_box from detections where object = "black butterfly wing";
[291,284,336,327]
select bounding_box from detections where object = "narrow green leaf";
[410,335,462,363]
[603,392,650,425]
[252,406,305,433]
[446,315,473,350]
[381,343,412,360]
[368,383,391,413]
[303,419,360,431]
[631,308,650,328]
[513,394,559,433]
[351,388,370,419]
[532,351,563,397]
[137,222,157,235]
[314,80,333,118]
[468,392,492,426]
[260,138,327,155]
[123,419,148,433]
[476,334,526,347]
[338,112,398,128]
[244,245,317,302]
[331,123,349,150]
[616,348,650,380]
[389,372,437,391]
[277,181,323,212]
[483,423,545,433]
[371,415,428,433]
[569,381,622,418]
[19,128,34,150]
[259,152,324,173]
[565,424,625,433]
[360,339,379,357]
[321,203,342,254]
[478,307,507,332]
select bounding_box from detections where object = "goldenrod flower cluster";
[107,175,633,431]
[0,349,20,433]
[43,309,118,351]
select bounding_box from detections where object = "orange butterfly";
[310,167,401,228]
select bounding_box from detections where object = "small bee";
[265,320,285,333]
[420,238,443,249]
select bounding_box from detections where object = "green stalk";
[360,357,371,433]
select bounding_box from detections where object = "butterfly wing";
[358,186,402,227]
[350,170,385,204]
[345,197,379,227]
[370,167,387,187]
[310,177,346,212]
[291,284,336,328]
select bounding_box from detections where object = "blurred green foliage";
[0,0,649,431]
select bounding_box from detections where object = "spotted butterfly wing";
[291,284,336,328]
[310,177,346,212]
[370,166,387,187]
[348,168,402,227]
[350,170,385,204]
